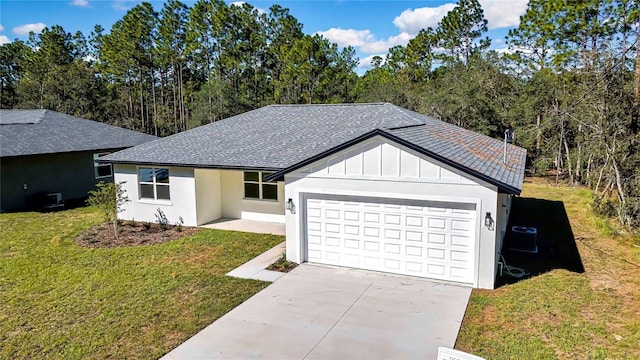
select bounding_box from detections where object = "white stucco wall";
[219,170,285,223]
[195,168,221,225]
[114,166,285,227]
[284,136,503,289]
[114,164,198,226]
[496,193,513,251]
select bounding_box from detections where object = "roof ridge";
[266,103,385,108]
[384,123,426,131]
[385,104,429,126]
[37,109,48,124]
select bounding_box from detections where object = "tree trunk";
[556,117,564,185]
[564,138,573,185]
[151,67,158,136]
[172,63,178,134]
[612,157,626,204]
[633,26,640,134]
[535,113,541,153]
[138,68,145,133]
[575,142,582,185]
[179,62,186,131]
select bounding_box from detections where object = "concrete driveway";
[162,265,471,359]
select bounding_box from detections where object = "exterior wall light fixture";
[286,198,296,214]
[484,212,494,230]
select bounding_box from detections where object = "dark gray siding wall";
[1,150,116,211]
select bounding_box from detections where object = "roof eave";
[102,159,284,173]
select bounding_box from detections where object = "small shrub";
[155,208,169,230]
[87,181,130,239]
[175,216,184,232]
[267,252,297,273]
[143,222,151,230]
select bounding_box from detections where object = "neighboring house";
[103,103,526,289]
[0,109,157,211]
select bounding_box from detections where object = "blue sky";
[0,0,528,71]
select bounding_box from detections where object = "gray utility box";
[509,226,538,253]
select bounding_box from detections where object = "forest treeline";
[1,0,639,230]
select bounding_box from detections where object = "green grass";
[456,180,640,359]
[0,207,283,359]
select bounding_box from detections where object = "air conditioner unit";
[508,226,538,253]
[42,192,64,209]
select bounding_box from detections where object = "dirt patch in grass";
[75,222,198,248]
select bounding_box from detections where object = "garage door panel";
[344,210,359,221]
[451,234,471,247]
[325,209,340,219]
[344,239,360,249]
[305,196,476,285]
[364,240,380,252]
[428,218,447,230]
[427,233,446,244]
[451,250,470,262]
[406,231,424,242]
[405,245,423,257]
[406,262,423,273]
[451,219,472,231]
[364,256,380,267]
[406,215,423,228]
[344,253,359,264]
[308,221,322,232]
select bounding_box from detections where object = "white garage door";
[305,195,477,285]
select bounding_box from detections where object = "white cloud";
[0,24,4,32]
[392,4,456,36]
[321,1,527,61]
[0,35,10,45]
[318,28,373,48]
[494,46,516,55]
[358,54,386,71]
[479,0,528,30]
[112,0,138,11]
[230,1,266,15]
[393,1,527,35]
[318,28,411,54]
[13,23,46,35]
[72,0,89,6]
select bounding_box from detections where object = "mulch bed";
[76,221,198,248]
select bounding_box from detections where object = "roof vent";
[503,129,514,164]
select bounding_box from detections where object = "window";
[138,167,170,200]
[244,171,277,201]
[93,153,113,179]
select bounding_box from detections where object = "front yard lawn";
[0,207,283,359]
[456,179,640,359]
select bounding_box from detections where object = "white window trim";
[93,153,113,179]
[243,171,278,201]
[138,167,171,201]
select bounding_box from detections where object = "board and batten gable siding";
[284,135,502,289]
[114,164,199,226]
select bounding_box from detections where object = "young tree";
[87,181,130,239]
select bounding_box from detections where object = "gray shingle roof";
[384,121,526,194]
[104,103,526,193]
[0,109,157,157]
